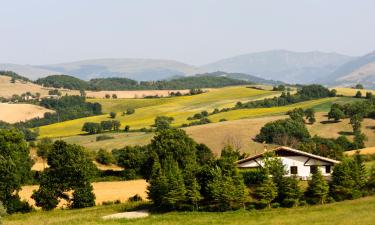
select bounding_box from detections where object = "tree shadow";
[338,131,354,136]
[320,120,340,124]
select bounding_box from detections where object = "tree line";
[36,75,251,91]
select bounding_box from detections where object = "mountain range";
[1,50,375,87]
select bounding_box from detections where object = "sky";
[0,0,374,65]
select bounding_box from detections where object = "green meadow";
[4,196,375,225]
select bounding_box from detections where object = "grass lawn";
[4,196,375,225]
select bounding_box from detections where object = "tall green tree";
[154,116,174,131]
[254,169,277,208]
[32,141,96,210]
[305,169,329,204]
[0,129,33,214]
[304,108,316,124]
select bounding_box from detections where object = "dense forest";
[35,75,251,90]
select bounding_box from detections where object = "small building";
[237,146,340,180]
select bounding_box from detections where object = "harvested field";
[0,75,79,98]
[85,90,190,99]
[345,147,375,156]
[334,87,375,97]
[0,103,54,123]
[19,180,148,207]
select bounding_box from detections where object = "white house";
[237,146,340,180]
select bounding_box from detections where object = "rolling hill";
[202,50,353,84]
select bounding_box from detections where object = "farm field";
[85,89,190,99]
[0,75,79,98]
[186,112,375,155]
[19,180,148,207]
[0,103,53,123]
[334,87,375,97]
[38,86,280,138]
[4,195,375,225]
[58,132,153,151]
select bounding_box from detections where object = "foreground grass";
[4,196,375,225]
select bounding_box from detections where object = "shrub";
[126,108,135,115]
[95,135,114,141]
[95,149,114,165]
[128,194,143,202]
[109,112,116,118]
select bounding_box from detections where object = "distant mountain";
[202,50,354,84]
[37,58,203,81]
[0,63,60,80]
[321,51,375,88]
[195,71,285,85]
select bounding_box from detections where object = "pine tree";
[306,169,329,204]
[367,166,375,194]
[279,176,302,207]
[162,159,186,210]
[254,169,277,208]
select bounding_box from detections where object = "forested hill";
[35,75,252,91]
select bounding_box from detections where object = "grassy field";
[85,90,190,99]
[38,86,279,138]
[4,196,375,225]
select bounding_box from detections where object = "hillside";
[323,51,375,88]
[0,103,54,123]
[202,50,353,84]
[195,71,284,85]
[0,75,79,98]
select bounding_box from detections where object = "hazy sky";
[0,0,374,65]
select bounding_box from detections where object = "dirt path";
[102,210,149,220]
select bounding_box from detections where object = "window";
[290,166,298,175]
[310,165,318,174]
[325,165,331,174]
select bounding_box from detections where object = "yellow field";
[19,180,148,207]
[38,86,280,138]
[0,103,54,123]
[345,147,375,156]
[334,87,375,97]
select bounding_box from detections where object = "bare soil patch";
[102,210,149,220]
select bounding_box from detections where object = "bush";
[241,169,266,186]
[109,112,117,118]
[70,185,96,209]
[96,135,114,142]
[95,149,114,165]
[128,194,143,202]
[126,108,135,115]
[0,201,6,217]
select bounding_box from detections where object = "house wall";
[238,156,334,179]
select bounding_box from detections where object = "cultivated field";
[0,103,54,123]
[0,75,79,98]
[4,196,375,225]
[345,147,375,156]
[59,132,153,151]
[85,90,191,99]
[19,180,148,207]
[38,86,280,138]
[334,87,375,97]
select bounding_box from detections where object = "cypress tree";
[305,169,329,204]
